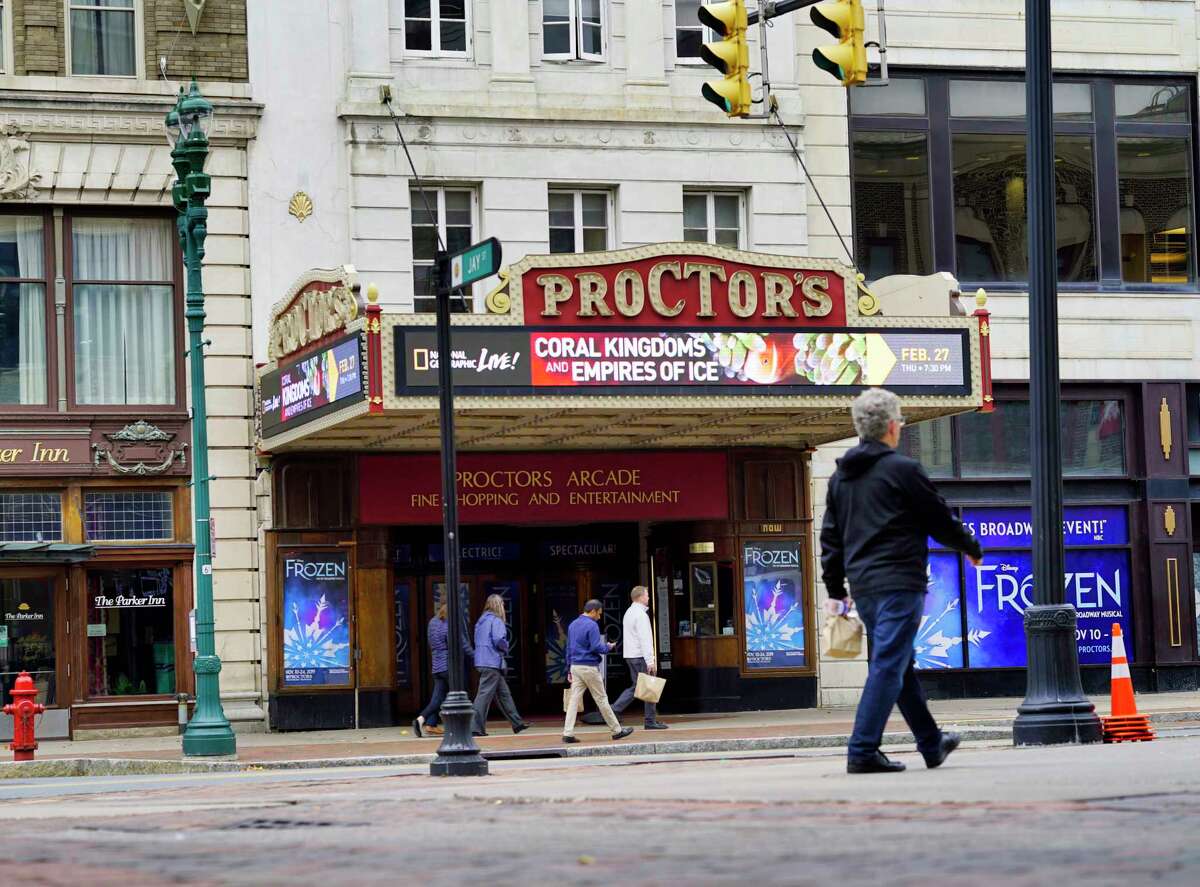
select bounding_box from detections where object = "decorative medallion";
[0,124,42,201]
[1159,397,1173,460]
[94,421,186,475]
[288,191,314,223]
[185,0,207,36]
[1164,504,1177,537]
[108,420,171,443]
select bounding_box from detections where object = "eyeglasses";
[896,417,907,427]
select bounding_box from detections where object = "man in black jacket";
[821,388,983,774]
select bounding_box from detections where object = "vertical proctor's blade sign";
[282,552,352,687]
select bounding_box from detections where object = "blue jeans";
[419,672,448,727]
[848,592,942,760]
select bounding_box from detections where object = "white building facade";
[246,0,1200,721]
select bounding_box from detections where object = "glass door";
[0,571,64,707]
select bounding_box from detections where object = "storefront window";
[956,400,1124,478]
[899,415,953,477]
[0,578,56,705]
[86,568,174,697]
[958,401,1031,477]
[1188,385,1200,474]
[854,132,932,280]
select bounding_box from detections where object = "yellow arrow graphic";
[864,334,896,386]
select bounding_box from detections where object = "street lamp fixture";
[166,81,237,758]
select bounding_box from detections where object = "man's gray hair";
[631,585,649,602]
[851,388,902,441]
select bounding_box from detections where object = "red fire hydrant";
[4,672,45,762]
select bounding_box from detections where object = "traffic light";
[810,0,867,87]
[699,0,751,117]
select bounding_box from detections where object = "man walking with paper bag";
[611,586,668,729]
[821,388,983,774]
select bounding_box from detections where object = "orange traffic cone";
[1101,623,1154,743]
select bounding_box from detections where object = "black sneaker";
[847,751,906,774]
[412,717,424,739]
[562,735,580,744]
[922,732,961,769]
[612,727,634,741]
[513,721,532,735]
[644,722,669,730]
[472,730,488,737]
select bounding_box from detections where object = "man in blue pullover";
[562,600,634,743]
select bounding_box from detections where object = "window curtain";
[14,217,46,404]
[72,218,175,405]
[70,4,136,76]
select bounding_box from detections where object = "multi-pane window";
[0,493,62,543]
[0,2,8,73]
[69,0,137,77]
[0,216,48,406]
[548,191,610,253]
[410,186,474,312]
[402,0,468,55]
[675,0,703,59]
[72,217,176,405]
[900,398,1126,479]
[850,75,1195,289]
[84,491,174,542]
[683,192,742,247]
[542,0,605,61]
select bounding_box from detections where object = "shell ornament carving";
[0,124,42,201]
[288,191,314,223]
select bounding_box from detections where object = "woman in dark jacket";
[413,601,449,738]
[471,594,531,736]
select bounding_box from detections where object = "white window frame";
[542,0,606,63]
[674,0,714,65]
[683,190,746,248]
[548,189,614,254]
[410,186,480,313]
[0,2,14,75]
[65,0,145,79]
[400,0,472,58]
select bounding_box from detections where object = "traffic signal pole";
[1010,0,1102,747]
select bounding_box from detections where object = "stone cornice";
[0,92,261,144]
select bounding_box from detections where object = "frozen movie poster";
[965,549,1133,668]
[743,539,806,669]
[282,552,352,687]
[915,552,965,670]
[485,580,522,684]
[544,583,578,685]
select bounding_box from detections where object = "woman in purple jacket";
[471,594,531,736]
[413,601,449,738]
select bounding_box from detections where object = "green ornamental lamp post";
[166,82,237,757]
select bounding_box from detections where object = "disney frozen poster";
[743,540,806,669]
[915,552,965,670]
[282,552,352,687]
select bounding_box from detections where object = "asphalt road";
[5,738,1200,885]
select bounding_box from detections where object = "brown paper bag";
[822,613,864,659]
[634,672,666,703]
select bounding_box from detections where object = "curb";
[0,725,1012,780]
[2,708,1194,780]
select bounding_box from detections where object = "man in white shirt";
[611,586,668,729]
